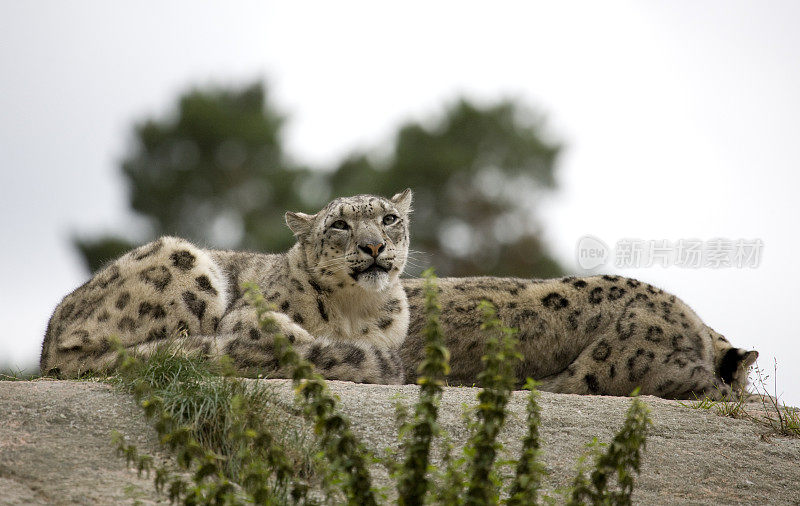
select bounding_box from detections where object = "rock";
[0,380,163,505]
[1,379,798,505]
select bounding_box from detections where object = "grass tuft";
[110,336,315,505]
[751,361,800,437]
[678,389,748,419]
[679,359,800,438]
[0,366,39,381]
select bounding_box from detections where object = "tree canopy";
[76,82,564,279]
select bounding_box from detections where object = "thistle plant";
[396,268,451,506]
[507,378,546,506]
[464,300,522,506]
[243,282,376,506]
[568,389,651,506]
[109,272,652,506]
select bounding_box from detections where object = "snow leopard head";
[286,189,412,291]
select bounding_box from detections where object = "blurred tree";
[74,235,138,272]
[76,83,564,278]
[330,99,563,277]
[75,82,315,272]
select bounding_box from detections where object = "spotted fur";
[401,275,758,399]
[41,190,413,383]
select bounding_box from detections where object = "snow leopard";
[41,190,414,383]
[401,275,758,400]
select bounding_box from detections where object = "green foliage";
[567,390,651,506]
[123,83,306,253]
[75,81,563,278]
[677,360,800,437]
[111,272,653,505]
[0,366,39,381]
[507,378,546,506]
[73,235,136,274]
[677,390,748,419]
[396,268,450,505]
[331,99,563,278]
[244,283,377,506]
[76,82,311,272]
[435,439,467,505]
[464,300,522,505]
[751,362,800,437]
[110,338,314,505]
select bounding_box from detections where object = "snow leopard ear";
[741,349,758,368]
[285,211,315,238]
[390,188,413,214]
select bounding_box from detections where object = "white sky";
[1,1,798,404]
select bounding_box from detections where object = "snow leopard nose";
[358,242,385,258]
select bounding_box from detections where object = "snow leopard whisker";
[406,248,431,256]
[314,255,358,269]
[401,258,427,269]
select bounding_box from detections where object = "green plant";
[714,394,748,419]
[677,394,717,411]
[110,338,314,505]
[678,359,800,438]
[752,361,800,437]
[109,270,652,505]
[112,351,235,504]
[434,431,468,506]
[677,389,748,419]
[507,378,546,506]
[243,282,377,506]
[0,367,39,381]
[567,389,651,506]
[464,300,522,505]
[396,268,451,505]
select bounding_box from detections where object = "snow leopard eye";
[382,214,398,225]
[330,219,350,230]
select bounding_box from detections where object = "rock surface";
[1,379,798,505]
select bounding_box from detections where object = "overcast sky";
[1,1,798,404]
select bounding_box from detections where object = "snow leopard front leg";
[214,303,405,384]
